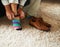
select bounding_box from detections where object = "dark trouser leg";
[24,0,30,7]
[0,0,5,17]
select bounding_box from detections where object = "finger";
[20,11,25,19]
[18,8,21,14]
[11,13,14,19]
[7,15,12,20]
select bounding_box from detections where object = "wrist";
[19,5,24,9]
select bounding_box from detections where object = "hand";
[6,10,14,20]
[4,5,15,20]
[18,8,25,19]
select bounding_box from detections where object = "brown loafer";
[29,17,50,31]
[30,16,51,28]
[37,17,51,28]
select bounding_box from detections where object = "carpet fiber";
[0,1,60,47]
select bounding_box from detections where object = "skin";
[5,3,25,20]
[18,5,25,19]
[11,3,20,20]
[11,3,18,15]
[4,4,14,20]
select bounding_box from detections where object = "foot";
[29,16,51,28]
[29,16,51,31]
[12,18,22,30]
[36,17,51,28]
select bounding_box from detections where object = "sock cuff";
[12,19,20,22]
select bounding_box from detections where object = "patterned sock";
[12,19,22,30]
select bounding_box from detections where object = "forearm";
[1,0,11,11]
[4,5,11,12]
[11,3,18,15]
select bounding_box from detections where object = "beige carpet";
[0,0,60,47]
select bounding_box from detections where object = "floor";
[0,0,60,47]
